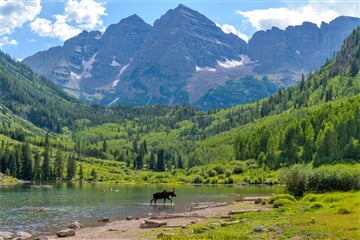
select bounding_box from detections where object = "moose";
[150,189,176,205]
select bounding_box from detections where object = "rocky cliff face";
[23,5,360,108]
[248,16,360,74]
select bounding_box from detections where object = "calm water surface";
[0,183,283,235]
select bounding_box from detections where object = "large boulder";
[15,231,32,239]
[0,232,14,239]
[56,229,75,238]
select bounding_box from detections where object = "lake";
[0,183,283,235]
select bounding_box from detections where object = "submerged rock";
[68,221,82,229]
[98,217,110,223]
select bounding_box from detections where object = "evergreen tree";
[66,153,77,180]
[14,145,22,179]
[33,149,41,181]
[102,140,107,153]
[42,133,50,181]
[177,154,184,169]
[54,149,64,181]
[78,163,84,181]
[90,168,97,180]
[142,139,148,154]
[132,140,138,154]
[9,151,17,177]
[156,149,165,171]
[21,142,33,180]
[149,152,156,170]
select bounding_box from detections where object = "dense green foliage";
[234,96,360,169]
[282,164,360,196]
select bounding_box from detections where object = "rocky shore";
[12,198,269,240]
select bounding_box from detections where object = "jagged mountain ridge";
[22,4,360,108]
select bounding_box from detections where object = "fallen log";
[140,219,167,228]
[191,202,228,210]
[150,212,203,219]
[228,209,261,215]
[243,196,271,201]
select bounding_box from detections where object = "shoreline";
[41,198,271,240]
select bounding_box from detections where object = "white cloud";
[30,15,82,41]
[216,23,249,42]
[65,0,106,29]
[0,36,18,48]
[237,0,359,31]
[30,0,106,41]
[0,0,41,36]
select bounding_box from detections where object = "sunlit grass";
[160,191,360,240]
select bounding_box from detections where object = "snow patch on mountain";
[217,55,254,68]
[195,65,216,72]
[112,63,130,87]
[82,52,98,78]
[109,97,120,106]
[217,58,243,68]
[111,57,122,67]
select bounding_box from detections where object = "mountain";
[114,4,248,106]
[23,5,360,109]
[248,16,360,74]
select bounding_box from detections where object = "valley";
[0,2,360,239]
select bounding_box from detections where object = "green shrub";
[193,175,203,184]
[338,207,351,214]
[233,166,244,174]
[302,194,318,202]
[207,169,216,177]
[269,194,296,204]
[214,165,225,175]
[210,178,218,184]
[226,177,234,184]
[310,202,324,210]
[281,164,310,196]
[273,199,294,208]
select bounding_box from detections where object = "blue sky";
[1,0,359,60]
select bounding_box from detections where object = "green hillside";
[0,27,359,191]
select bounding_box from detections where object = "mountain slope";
[0,51,81,132]
[23,15,151,101]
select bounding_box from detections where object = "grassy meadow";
[160,191,360,240]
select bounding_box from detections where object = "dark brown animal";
[150,189,176,205]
